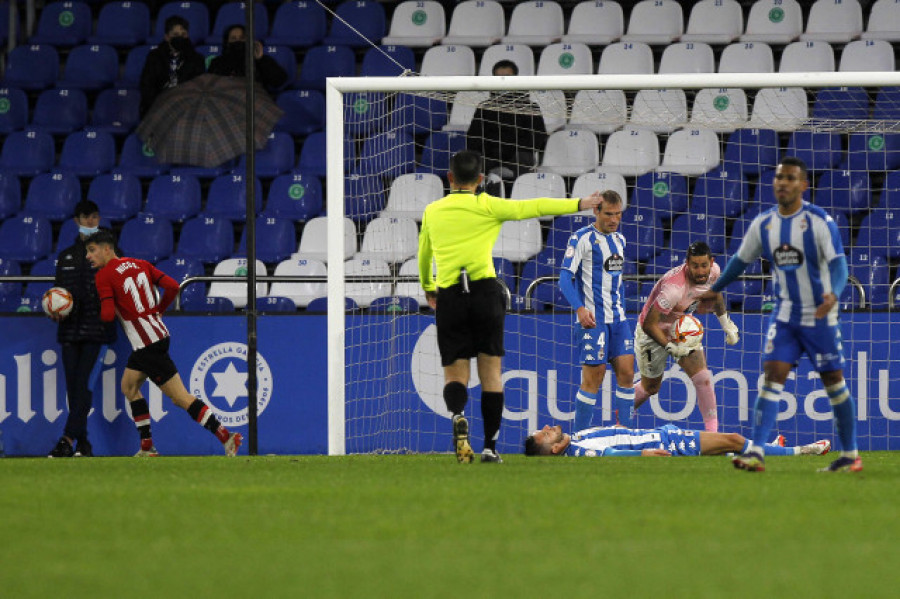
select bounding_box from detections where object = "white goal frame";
[325,71,900,456]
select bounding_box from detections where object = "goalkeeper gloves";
[718,313,740,345]
[665,342,692,359]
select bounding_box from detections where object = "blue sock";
[827,381,858,453]
[574,390,597,432]
[751,382,783,451]
[764,443,798,456]
[614,385,635,427]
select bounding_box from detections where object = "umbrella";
[136,74,284,169]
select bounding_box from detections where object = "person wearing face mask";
[207,24,288,92]
[139,15,206,117]
[47,201,117,458]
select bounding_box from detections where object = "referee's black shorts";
[435,277,505,366]
[126,337,179,386]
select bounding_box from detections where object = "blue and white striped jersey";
[565,425,700,457]
[560,225,627,324]
[735,202,843,327]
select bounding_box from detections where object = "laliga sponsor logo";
[189,342,273,427]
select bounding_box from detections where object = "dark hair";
[492,60,519,76]
[84,230,117,249]
[164,15,190,35]
[523,435,539,456]
[778,156,808,180]
[449,150,483,186]
[600,190,623,205]
[74,200,99,218]
[686,241,712,260]
[223,24,245,47]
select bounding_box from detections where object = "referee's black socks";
[481,391,504,452]
[443,381,468,416]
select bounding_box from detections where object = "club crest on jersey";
[773,243,804,270]
[189,342,273,427]
[604,254,624,273]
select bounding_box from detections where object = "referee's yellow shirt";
[418,191,580,292]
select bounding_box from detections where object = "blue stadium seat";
[204,174,263,221]
[234,132,295,178]
[296,45,356,90]
[90,1,151,47]
[519,249,567,311]
[417,131,466,177]
[264,172,323,221]
[632,172,689,218]
[0,173,21,219]
[118,213,174,263]
[169,160,235,179]
[87,172,143,221]
[30,1,92,46]
[391,93,449,134]
[1,45,59,91]
[32,88,89,135]
[354,131,416,178]
[0,129,55,176]
[297,132,355,179]
[839,284,863,312]
[368,296,419,314]
[812,87,869,121]
[237,217,297,264]
[56,216,113,250]
[832,210,852,248]
[492,256,518,300]
[58,130,116,177]
[144,174,202,222]
[845,132,900,171]
[91,88,141,135]
[22,257,58,310]
[361,45,416,76]
[118,45,154,89]
[853,212,896,260]
[849,253,891,309]
[0,88,29,134]
[877,170,900,213]
[206,1,268,44]
[0,215,53,263]
[647,248,684,276]
[872,86,900,121]
[267,1,327,48]
[691,165,748,219]
[59,44,119,91]
[723,128,779,176]
[784,131,843,172]
[619,206,663,262]
[323,0,386,47]
[621,278,645,314]
[156,256,205,307]
[182,294,235,312]
[118,133,170,177]
[727,259,766,310]
[275,90,325,135]
[814,170,871,217]
[306,296,359,312]
[263,45,296,90]
[256,295,297,312]
[0,257,22,312]
[344,174,386,223]
[175,215,234,264]
[669,213,727,255]
[24,171,81,221]
[726,205,761,255]
[0,2,10,47]
[546,214,594,256]
[344,92,388,136]
[154,1,210,45]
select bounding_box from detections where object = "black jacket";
[54,237,117,345]
[207,49,288,92]
[139,43,206,117]
[467,96,547,177]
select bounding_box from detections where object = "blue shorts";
[658,424,701,456]
[577,320,634,366]
[762,316,846,373]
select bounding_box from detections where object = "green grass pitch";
[1,452,898,598]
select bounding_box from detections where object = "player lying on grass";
[86,231,242,457]
[524,423,831,458]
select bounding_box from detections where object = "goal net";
[325,72,900,456]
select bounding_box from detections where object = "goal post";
[326,71,900,456]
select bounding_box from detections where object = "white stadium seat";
[421,44,476,76]
[561,1,623,46]
[344,257,392,308]
[357,216,420,264]
[530,90,568,134]
[839,39,895,72]
[441,0,505,47]
[690,88,749,133]
[681,0,743,45]
[296,216,357,263]
[598,41,654,74]
[629,89,688,134]
[537,42,593,76]
[658,128,721,176]
[800,0,862,43]
[600,128,660,177]
[779,40,835,72]
[269,257,327,308]
[538,130,600,177]
[382,1,446,47]
[478,43,535,76]
[444,91,490,131]
[571,171,628,214]
[741,0,803,44]
[748,87,809,132]
[718,41,774,73]
[208,258,268,309]
[501,1,564,46]
[382,173,444,221]
[492,219,543,262]
[658,42,715,74]
[620,0,684,45]
[862,0,900,42]
[568,89,627,135]
[395,258,428,305]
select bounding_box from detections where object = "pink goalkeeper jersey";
[638,262,721,329]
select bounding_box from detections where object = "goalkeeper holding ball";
[418,150,603,464]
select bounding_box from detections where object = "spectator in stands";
[207,24,288,93]
[467,60,547,196]
[139,15,206,117]
[47,200,117,458]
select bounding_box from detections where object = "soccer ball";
[670,314,704,349]
[42,287,74,317]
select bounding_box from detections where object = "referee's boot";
[453,415,474,463]
[480,448,503,464]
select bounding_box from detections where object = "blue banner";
[1,313,899,456]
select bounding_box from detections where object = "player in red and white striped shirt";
[86,231,242,457]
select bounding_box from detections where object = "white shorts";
[634,325,704,380]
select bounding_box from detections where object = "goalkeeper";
[524,423,831,458]
[418,150,603,464]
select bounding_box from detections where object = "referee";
[418,150,603,463]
